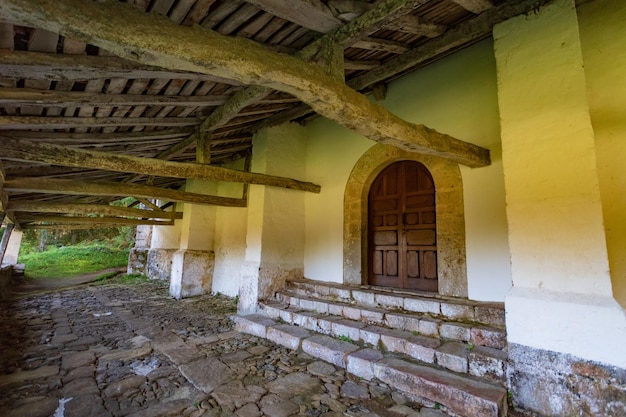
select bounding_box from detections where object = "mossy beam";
[19,215,173,227]
[1,0,490,168]
[3,177,248,207]
[7,201,184,220]
[2,139,321,193]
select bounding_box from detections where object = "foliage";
[19,245,130,279]
[92,273,150,286]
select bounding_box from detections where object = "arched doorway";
[368,160,438,291]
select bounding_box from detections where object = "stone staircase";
[234,279,509,417]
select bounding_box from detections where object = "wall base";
[238,262,303,314]
[127,248,149,275]
[169,249,214,299]
[146,248,175,281]
[508,343,626,416]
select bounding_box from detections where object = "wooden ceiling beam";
[2,138,321,193]
[243,0,342,33]
[385,15,447,38]
[20,215,174,227]
[2,0,490,168]
[349,0,553,91]
[0,129,193,143]
[351,37,411,54]
[0,87,233,107]
[4,177,248,207]
[0,49,242,84]
[0,116,199,130]
[8,201,183,219]
[451,0,494,14]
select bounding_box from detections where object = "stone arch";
[343,144,468,297]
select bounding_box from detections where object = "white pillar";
[169,180,216,299]
[2,228,22,265]
[495,2,626,414]
[238,124,306,313]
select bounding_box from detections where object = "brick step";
[260,301,507,384]
[234,314,507,417]
[285,279,506,328]
[274,291,507,350]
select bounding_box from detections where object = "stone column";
[127,224,153,274]
[494,0,626,414]
[0,224,14,264]
[147,209,181,281]
[2,228,23,265]
[169,179,216,299]
[238,124,306,314]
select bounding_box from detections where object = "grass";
[19,245,130,279]
[92,273,152,286]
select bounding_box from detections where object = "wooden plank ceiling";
[0,0,549,230]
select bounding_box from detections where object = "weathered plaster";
[170,249,214,299]
[127,248,148,275]
[508,343,626,416]
[238,124,306,313]
[146,248,175,281]
[578,0,626,307]
[343,144,468,298]
[495,0,626,370]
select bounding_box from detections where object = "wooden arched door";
[368,161,438,291]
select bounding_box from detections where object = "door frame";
[343,144,469,297]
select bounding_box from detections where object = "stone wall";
[146,249,176,281]
[508,343,626,416]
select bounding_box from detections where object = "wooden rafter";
[20,216,174,228]
[348,0,552,91]
[0,116,199,130]
[1,0,490,167]
[8,201,183,220]
[451,0,493,14]
[243,0,342,32]
[4,177,248,207]
[1,139,321,193]
[0,49,241,84]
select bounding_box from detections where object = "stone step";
[285,279,506,328]
[273,291,507,350]
[260,301,507,384]
[234,314,508,417]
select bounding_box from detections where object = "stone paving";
[0,279,448,417]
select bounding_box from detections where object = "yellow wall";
[212,159,248,296]
[578,0,626,307]
[305,39,511,301]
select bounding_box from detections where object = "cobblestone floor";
[0,279,446,417]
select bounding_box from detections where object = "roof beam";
[0,87,233,107]
[8,201,183,220]
[4,177,248,207]
[0,129,193,145]
[0,116,199,130]
[243,0,342,33]
[385,15,447,38]
[0,49,241,84]
[451,0,494,14]
[1,0,489,168]
[349,0,553,91]
[20,215,173,228]
[1,138,321,193]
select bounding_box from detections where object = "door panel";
[368,161,438,291]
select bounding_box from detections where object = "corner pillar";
[238,124,306,314]
[494,0,626,414]
[169,179,216,299]
[2,228,23,265]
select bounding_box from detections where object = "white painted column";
[2,228,23,264]
[239,123,306,313]
[170,179,216,299]
[494,0,626,368]
[146,205,182,281]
